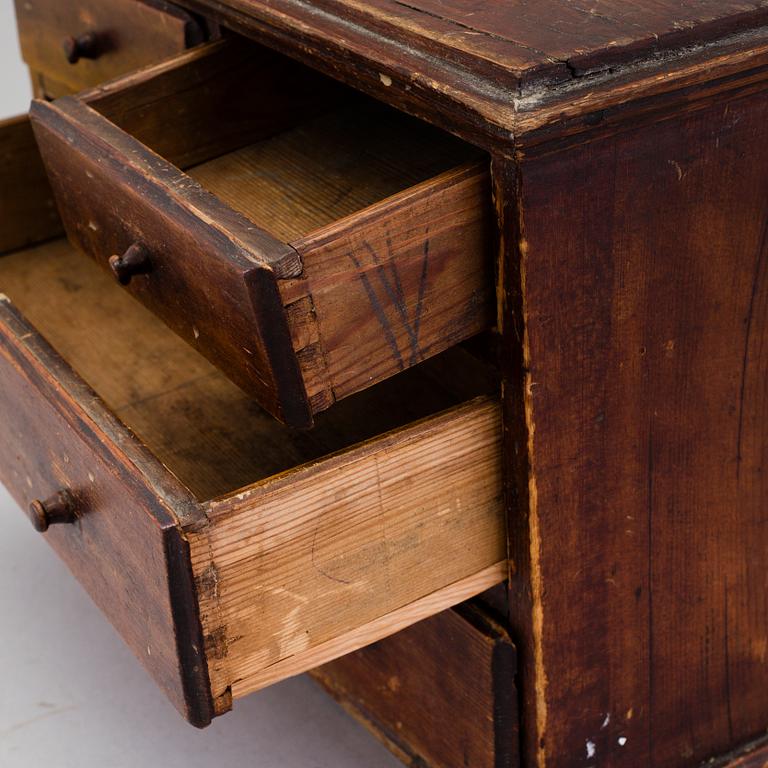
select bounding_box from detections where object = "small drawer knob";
[109,243,152,285]
[28,490,77,533]
[62,32,100,64]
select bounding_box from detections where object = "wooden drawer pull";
[27,490,77,532]
[62,33,101,65]
[109,243,152,285]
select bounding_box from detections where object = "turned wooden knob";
[62,32,100,64]
[28,490,77,533]
[109,243,152,285]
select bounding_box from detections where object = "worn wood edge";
[176,0,519,149]
[31,91,302,276]
[244,267,312,427]
[230,561,506,699]
[491,152,543,768]
[0,295,214,723]
[703,736,768,767]
[200,396,498,511]
[514,27,768,148]
[164,527,216,727]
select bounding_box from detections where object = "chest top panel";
[231,0,768,82]
[181,0,768,145]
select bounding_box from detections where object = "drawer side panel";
[189,397,506,707]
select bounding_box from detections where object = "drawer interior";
[86,44,481,245]
[0,241,496,502]
[187,103,476,242]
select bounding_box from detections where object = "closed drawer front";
[0,128,505,723]
[30,36,494,427]
[14,0,204,98]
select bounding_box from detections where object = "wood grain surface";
[189,398,506,711]
[505,77,768,768]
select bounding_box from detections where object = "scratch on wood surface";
[736,217,767,480]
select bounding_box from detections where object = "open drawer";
[15,0,205,99]
[30,36,494,427]
[0,187,504,725]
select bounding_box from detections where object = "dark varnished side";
[0,299,213,726]
[504,78,768,767]
[710,737,768,767]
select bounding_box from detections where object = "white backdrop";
[0,1,400,765]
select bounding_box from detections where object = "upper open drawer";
[30,37,494,427]
[15,0,205,98]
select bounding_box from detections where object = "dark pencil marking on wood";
[358,236,431,366]
[349,249,405,370]
[362,239,422,362]
[412,233,431,365]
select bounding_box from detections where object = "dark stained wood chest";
[1,1,767,766]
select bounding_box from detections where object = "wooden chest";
[2,1,767,766]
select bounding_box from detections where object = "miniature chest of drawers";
[1,1,767,767]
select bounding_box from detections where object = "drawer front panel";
[314,604,519,768]
[31,95,310,426]
[15,0,203,97]
[0,298,212,725]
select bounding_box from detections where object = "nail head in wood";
[109,243,152,285]
[27,490,77,533]
[62,32,100,64]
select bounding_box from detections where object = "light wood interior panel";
[187,103,481,242]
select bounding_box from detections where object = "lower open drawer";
[0,235,505,725]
